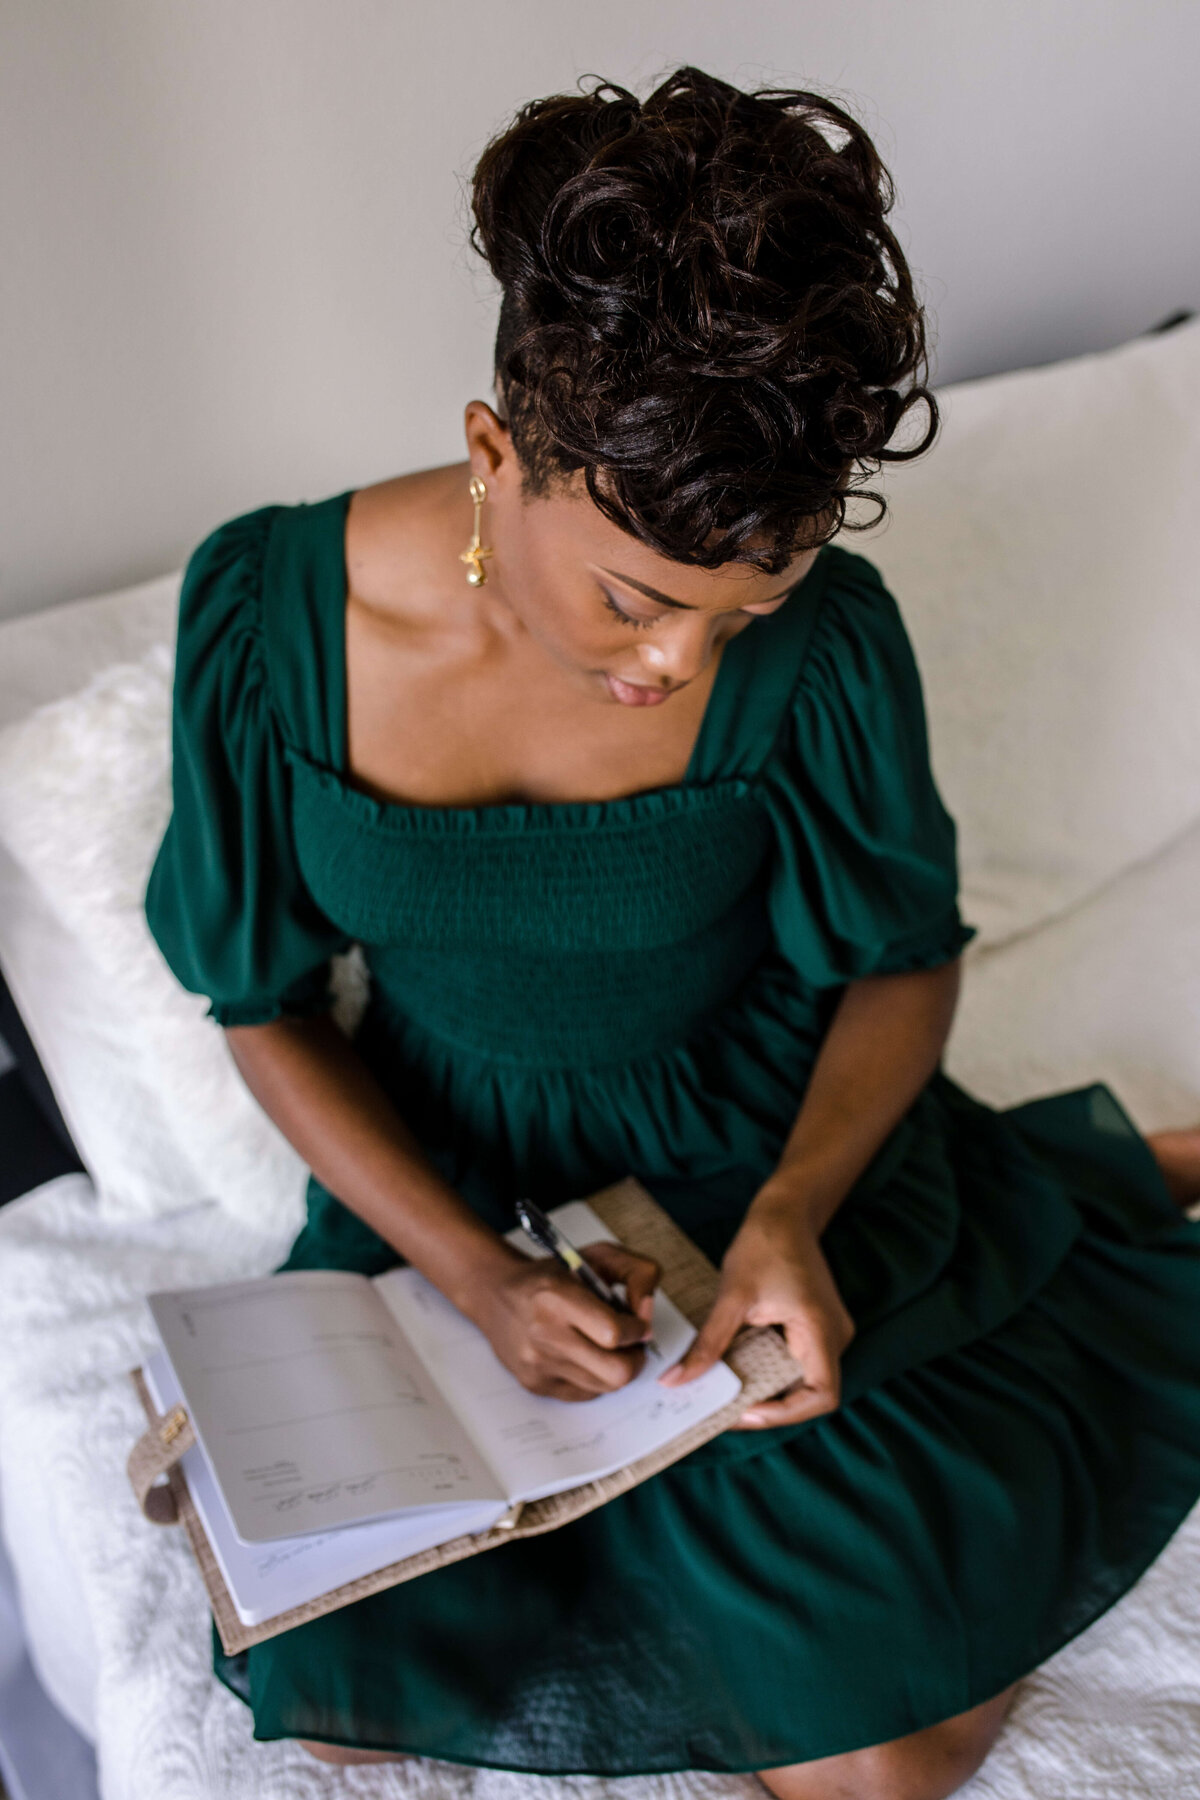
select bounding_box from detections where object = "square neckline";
[309,487,825,818]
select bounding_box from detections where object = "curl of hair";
[470,66,938,573]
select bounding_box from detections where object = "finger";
[558,1331,646,1393]
[730,1315,843,1427]
[732,1377,840,1429]
[582,1243,661,1323]
[659,1288,746,1387]
[519,1336,640,1400]
[539,1374,607,1404]
[781,1322,835,1402]
[552,1275,649,1352]
[513,1350,608,1402]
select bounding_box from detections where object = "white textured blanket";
[2,1174,1199,1800]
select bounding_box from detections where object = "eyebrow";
[598,566,796,611]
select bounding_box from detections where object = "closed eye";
[739,596,790,617]
[601,584,786,629]
[601,589,657,630]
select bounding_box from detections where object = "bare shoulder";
[345,463,466,624]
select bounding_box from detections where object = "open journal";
[127,1179,804,1651]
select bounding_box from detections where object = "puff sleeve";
[143,507,352,1026]
[761,550,977,989]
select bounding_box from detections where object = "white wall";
[2,0,1197,619]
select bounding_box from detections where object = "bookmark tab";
[127,1393,196,1525]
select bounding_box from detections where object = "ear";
[464,399,518,491]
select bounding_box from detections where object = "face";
[464,401,822,708]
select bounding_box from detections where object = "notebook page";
[148,1269,504,1543]
[142,1351,508,1624]
[374,1201,741,1504]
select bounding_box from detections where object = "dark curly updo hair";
[470,65,937,575]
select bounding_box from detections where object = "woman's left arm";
[660,956,962,1426]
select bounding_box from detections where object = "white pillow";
[864,317,1200,948]
[3,320,1195,1221]
[0,838,210,1223]
[946,814,1200,1133]
[0,645,367,1229]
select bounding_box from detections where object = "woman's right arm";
[149,520,654,1399]
[224,1015,658,1400]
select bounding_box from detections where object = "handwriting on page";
[377,1257,741,1503]
[150,1272,504,1541]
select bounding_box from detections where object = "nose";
[637,616,719,686]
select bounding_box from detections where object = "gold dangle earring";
[459,474,494,586]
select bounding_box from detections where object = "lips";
[604,673,674,707]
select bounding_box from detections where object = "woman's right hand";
[472,1242,661,1401]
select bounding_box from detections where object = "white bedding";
[4,314,1200,1794]
[5,821,1200,1800]
[4,642,1200,1798]
[3,1170,1200,1800]
[4,791,1200,1800]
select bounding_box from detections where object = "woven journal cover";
[126,1177,803,1652]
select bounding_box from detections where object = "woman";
[144,67,1200,1800]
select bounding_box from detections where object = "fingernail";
[740,1409,766,1425]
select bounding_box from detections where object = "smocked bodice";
[286,748,776,1064]
[143,492,974,1057]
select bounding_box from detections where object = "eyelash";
[601,590,656,630]
[601,587,780,630]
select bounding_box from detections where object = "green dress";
[143,491,1200,1776]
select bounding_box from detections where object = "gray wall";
[2,0,1197,620]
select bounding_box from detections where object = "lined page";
[375,1202,741,1503]
[142,1351,508,1624]
[148,1270,503,1543]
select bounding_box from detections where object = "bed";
[2,317,1199,1799]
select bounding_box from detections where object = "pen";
[514,1198,660,1358]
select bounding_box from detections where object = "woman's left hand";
[657,1195,855,1428]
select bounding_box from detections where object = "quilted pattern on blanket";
[2,1174,1200,1799]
